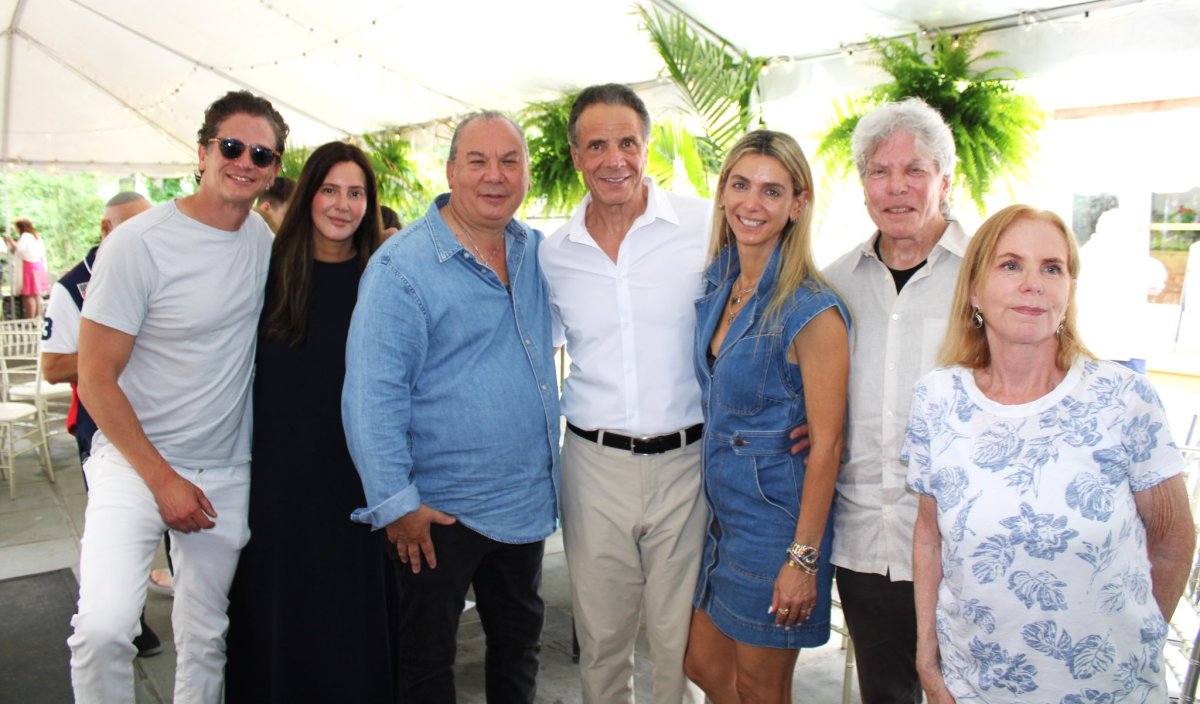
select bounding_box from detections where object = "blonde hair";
[939,204,1093,371]
[708,130,826,323]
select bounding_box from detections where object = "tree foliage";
[817,31,1043,213]
[2,171,104,277]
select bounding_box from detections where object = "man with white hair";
[822,97,966,703]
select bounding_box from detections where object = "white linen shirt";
[821,220,967,580]
[540,179,711,436]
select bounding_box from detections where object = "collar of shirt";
[542,180,711,436]
[853,218,968,272]
[561,177,682,250]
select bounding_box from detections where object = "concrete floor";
[0,435,858,703]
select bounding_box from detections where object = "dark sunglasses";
[208,137,280,168]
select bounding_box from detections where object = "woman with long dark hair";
[225,141,395,702]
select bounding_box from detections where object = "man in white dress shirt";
[539,84,709,704]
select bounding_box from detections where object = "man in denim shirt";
[342,112,560,703]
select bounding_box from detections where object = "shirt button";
[887,362,896,370]
[540,383,547,391]
[524,338,532,345]
[891,313,899,321]
[886,410,894,418]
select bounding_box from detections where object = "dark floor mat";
[0,568,77,704]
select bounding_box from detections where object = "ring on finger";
[778,607,791,616]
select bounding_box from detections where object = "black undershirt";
[876,237,928,293]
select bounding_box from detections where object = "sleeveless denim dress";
[692,242,849,648]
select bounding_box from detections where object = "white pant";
[68,445,250,704]
[561,432,708,704]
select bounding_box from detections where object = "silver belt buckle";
[631,435,652,455]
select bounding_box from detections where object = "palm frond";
[636,5,766,157]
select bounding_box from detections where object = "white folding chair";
[0,319,55,497]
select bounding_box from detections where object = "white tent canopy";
[2,0,1198,176]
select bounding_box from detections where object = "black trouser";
[837,567,923,703]
[392,521,544,703]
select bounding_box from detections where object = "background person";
[225,142,393,702]
[822,97,966,703]
[6,217,50,318]
[907,204,1194,702]
[255,176,295,233]
[683,130,849,703]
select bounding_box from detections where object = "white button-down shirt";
[822,221,967,580]
[539,179,711,436]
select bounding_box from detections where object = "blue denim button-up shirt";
[342,194,560,544]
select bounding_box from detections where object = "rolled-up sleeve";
[342,255,427,529]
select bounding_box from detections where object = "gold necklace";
[725,277,758,323]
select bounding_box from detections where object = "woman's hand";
[770,563,816,628]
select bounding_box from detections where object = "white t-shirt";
[82,201,272,467]
[539,179,711,436]
[903,360,1180,702]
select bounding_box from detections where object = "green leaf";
[361,132,433,224]
[636,4,766,159]
[520,92,587,217]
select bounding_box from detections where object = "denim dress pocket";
[716,331,782,416]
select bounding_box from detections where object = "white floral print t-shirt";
[904,359,1184,704]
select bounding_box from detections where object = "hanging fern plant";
[361,131,432,225]
[817,30,1043,213]
[521,92,587,217]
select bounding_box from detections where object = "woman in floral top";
[905,204,1195,703]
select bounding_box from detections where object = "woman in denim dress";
[684,130,851,702]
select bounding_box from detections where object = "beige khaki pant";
[561,431,708,704]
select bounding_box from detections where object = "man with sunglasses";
[68,91,287,704]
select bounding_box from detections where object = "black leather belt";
[567,422,703,455]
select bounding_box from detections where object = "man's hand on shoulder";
[148,471,217,532]
[385,505,457,574]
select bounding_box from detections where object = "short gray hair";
[448,111,528,162]
[106,191,148,207]
[852,98,956,184]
